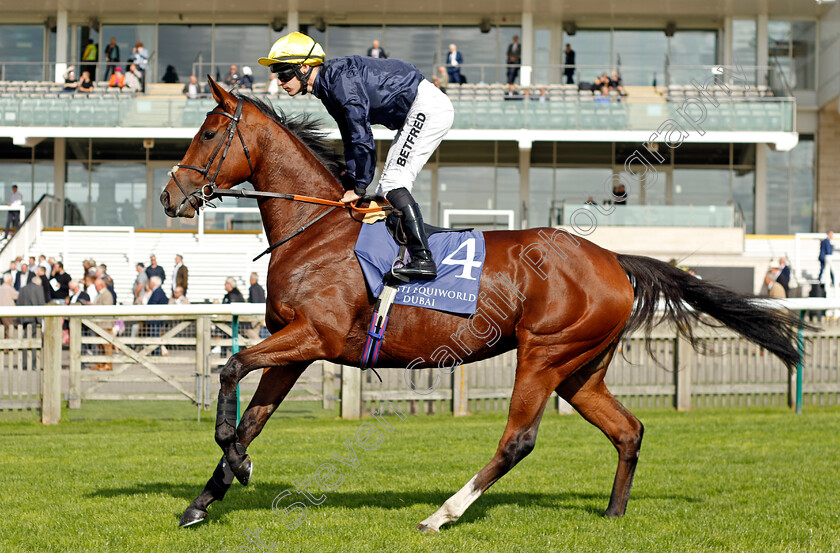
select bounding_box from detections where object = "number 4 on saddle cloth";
[354,219,486,372]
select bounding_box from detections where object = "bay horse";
[161,78,806,531]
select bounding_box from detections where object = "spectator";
[104,37,120,81]
[612,183,627,205]
[109,66,125,89]
[595,87,611,104]
[18,263,33,288]
[67,279,90,305]
[162,64,180,84]
[82,257,94,276]
[819,231,834,285]
[776,256,791,295]
[81,38,98,80]
[173,254,188,296]
[536,87,550,102]
[504,83,519,99]
[148,275,168,305]
[17,275,45,368]
[563,44,576,84]
[240,66,254,90]
[248,272,266,303]
[61,66,78,93]
[224,64,240,87]
[77,71,94,94]
[147,275,168,356]
[222,277,245,303]
[0,274,17,337]
[761,270,785,299]
[50,261,71,304]
[5,184,22,239]
[506,35,521,86]
[169,286,189,305]
[446,44,463,85]
[93,277,115,371]
[609,69,626,96]
[146,254,165,284]
[127,42,149,91]
[133,262,148,304]
[84,273,97,301]
[433,66,448,93]
[124,64,142,92]
[183,75,200,99]
[3,262,19,290]
[37,266,52,302]
[39,255,51,275]
[366,40,388,59]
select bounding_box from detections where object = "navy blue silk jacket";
[311,56,424,193]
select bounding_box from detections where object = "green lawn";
[2,402,839,553]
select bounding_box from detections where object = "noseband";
[168,97,255,213]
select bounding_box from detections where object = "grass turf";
[1,401,839,553]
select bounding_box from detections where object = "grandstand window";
[768,20,817,91]
[766,136,814,234]
[564,30,612,84]
[732,168,755,234]
[0,160,54,218]
[668,30,717,84]
[158,25,212,85]
[533,29,551,85]
[732,19,757,68]
[100,25,156,76]
[441,26,506,84]
[0,25,45,81]
[66,162,91,225]
[383,26,440,75]
[613,30,668,87]
[90,162,146,227]
[326,26,384,60]
[673,169,731,206]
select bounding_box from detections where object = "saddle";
[359,200,473,377]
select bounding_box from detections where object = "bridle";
[167,95,390,261]
[168,97,254,214]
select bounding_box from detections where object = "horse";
[161,77,807,531]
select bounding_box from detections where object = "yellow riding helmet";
[258,32,326,67]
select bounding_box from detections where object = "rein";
[169,96,392,258]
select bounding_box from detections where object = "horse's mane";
[236,94,345,178]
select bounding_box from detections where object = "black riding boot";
[387,189,437,281]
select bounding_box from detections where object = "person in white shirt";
[5,184,22,239]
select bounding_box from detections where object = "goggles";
[270,63,300,82]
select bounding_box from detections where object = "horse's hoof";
[179,507,208,527]
[233,456,252,486]
[416,523,439,534]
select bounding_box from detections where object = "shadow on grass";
[89,481,701,526]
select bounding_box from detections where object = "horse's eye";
[203,131,216,141]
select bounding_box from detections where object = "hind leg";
[180,364,308,527]
[417,356,557,532]
[556,343,644,517]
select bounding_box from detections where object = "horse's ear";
[207,76,235,109]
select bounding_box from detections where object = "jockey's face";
[278,65,314,96]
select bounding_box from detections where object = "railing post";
[452,363,469,417]
[195,317,211,409]
[674,333,693,411]
[41,316,63,424]
[795,311,805,414]
[340,365,361,420]
[68,317,81,409]
[322,361,335,411]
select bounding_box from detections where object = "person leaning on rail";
[258,32,454,281]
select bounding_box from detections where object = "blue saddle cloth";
[354,221,486,315]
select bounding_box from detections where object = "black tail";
[616,254,813,372]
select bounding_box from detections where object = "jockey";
[258,32,453,281]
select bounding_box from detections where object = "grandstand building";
[0,0,838,298]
